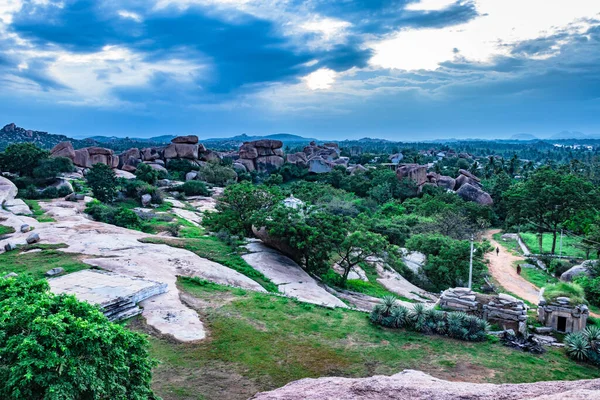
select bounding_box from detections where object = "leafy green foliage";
[135,162,165,185]
[195,163,237,186]
[565,327,600,366]
[177,180,211,196]
[204,182,283,236]
[0,143,49,177]
[0,276,157,399]
[543,282,586,305]
[32,157,74,179]
[86,163,118,202]
[85,200,141,229]
[334,230,388,286]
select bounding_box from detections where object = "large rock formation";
[0,176,18,205]
[50,141,76,160]
[237,140,285,173]
[456,183,493,206]
[396,164,427,187]
[251,369,600,399]
[561,261,594,282]
[51,143,119,169]
[163,136,204,160]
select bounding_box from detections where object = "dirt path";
[484,229,541,305]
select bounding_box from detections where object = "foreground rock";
[251,369,600,400]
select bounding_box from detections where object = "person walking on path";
[496,247,500,256]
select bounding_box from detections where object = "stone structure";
[251,369,600,400]
[538,288,589,333]
[439,288,527,330]
[49,270,168,321]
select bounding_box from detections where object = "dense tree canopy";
[0,277,157,400]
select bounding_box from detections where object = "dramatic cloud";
[0,0,600,139]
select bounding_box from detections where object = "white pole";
[559,229,563,258]
[468,235,474,289]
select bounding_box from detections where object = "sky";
[1,0,600,140]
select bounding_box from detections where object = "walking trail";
[485,229,541,305]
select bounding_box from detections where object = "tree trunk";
[551,230,557,255]
[340,262,352,288]
[538,232,543,254]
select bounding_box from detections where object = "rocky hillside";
[252,369,600,400]
[0,123,91,151]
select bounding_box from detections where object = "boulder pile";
[251,369,600,400]
[236,140,285,173]
[286,141,347,174]
[397,165,493,205]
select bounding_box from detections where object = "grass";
[0,224,16,236]
[140,236,278,292]
[519,263,558,289]
[492,232,522,256]
[0,243,89,279]
[24,200,56,222]
[543,282,587,305]
[141,278,600,400]
[520,232,593,259]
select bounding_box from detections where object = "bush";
[369,297,488,341]
[575,276,600,307]
[167,159,199,175]
[178,180,211,196]
[32,157,74,179]
[114,207,141,229]
[135,162,165,185]
[196,163,237,186]
[0,276,157,399]
[85,201,141,229]
[86,164,118,203]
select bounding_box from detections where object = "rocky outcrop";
[439,287,480,313]
[396,164,427,187]
[252,226,301,262]
[560,261,595,282]
[456,183,493,206]
[308,157,334,174]
[304,141,339,162]
[238,140,285,173]
[0,176,18,205]
[286,152,308,167]
[251,369,600,400]
[455,169,483,190]
[50,141,76,159]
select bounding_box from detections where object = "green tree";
[334,230,388,286]
[32,157,74,180]
[203,182,283,236]
[0,276,157,399]
[135,162,163,185]
[505,167,596,254]
[0,143,49,177]
[86,163,118,203]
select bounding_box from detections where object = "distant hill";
[510,133,539,141]
[203,133,317,143]
[549,131,588,140]
[0,123,90,151]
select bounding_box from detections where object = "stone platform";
[49,270,168,321]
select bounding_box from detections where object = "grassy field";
[141,236,278,292]
[0,243,89,279]
[140,278,600,400]
[520,232,593,259]
[520,265,558,288]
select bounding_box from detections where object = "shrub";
[114,207,141,229]
[20,185,40,199]
[32,157,74,179]
[370,297,488,342]
[135,162,165,185]
[565,327,600,366]
[40,186,59,199]
[85,200,116,225]
[86,164,118,203]
[167,159,199,175]
[575,276,600,307]
[0,276,157,399]
[196,163,237,186]
[178,180,211,196]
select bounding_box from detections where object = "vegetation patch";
[520,233,592,259]
[141,236,278,292]
[143,279,600,400]
[0,244,89,279]
[0,224,15,236]
[24,199,56,222]
[543,282,587,305]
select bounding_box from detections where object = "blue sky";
[1,0,600,140]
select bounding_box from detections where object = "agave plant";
[369,304,386,324]
[381,295,398,316]
[565,332,591,361]
[409,303,427,325]
[388,306,409,328]
[584,326,600,351]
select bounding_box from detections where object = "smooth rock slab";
[243,241,347,308]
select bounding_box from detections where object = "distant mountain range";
[509,133,539,141]
[0,123,93,150]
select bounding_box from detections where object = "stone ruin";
[538,288,589,333]
[396,165,493,205]
[439,288,528,331]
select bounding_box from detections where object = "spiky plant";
[389,306,409,328]
[584,326,600,351]
[565,332,591,361]
[381,295,398,316]
[409,303,427,325]
[369,304,386,324]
